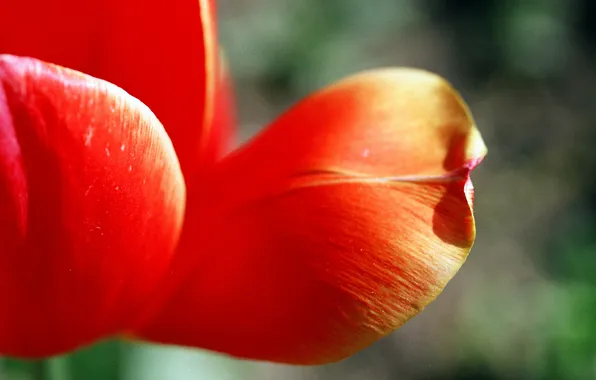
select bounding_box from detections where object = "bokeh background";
[2,0,595,379]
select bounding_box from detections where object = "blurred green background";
[3,0,596,379]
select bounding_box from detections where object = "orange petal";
[0,55,185,357]
[0,0,228,182]
[134,69,486,364]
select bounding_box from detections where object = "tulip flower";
[0,0,486,366]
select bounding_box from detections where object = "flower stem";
[31,357,71,380]
[31,360,50,380]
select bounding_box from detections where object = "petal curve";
[0,0,229,182]
[135,69,486,364]
[0,55,185,357]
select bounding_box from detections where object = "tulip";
[0,0,486,366]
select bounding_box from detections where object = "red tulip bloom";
[0,0,486,366]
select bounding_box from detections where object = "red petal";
[202,51,236,167]
[134,69,486,364]
[0,0,230,182]
[0,55,185,357]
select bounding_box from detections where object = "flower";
[0,0,486,365]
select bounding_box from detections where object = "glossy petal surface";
[0,55,185,357]
[135,69,487,364]
[0,0,228,181]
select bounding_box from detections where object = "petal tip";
[465,126,488,168]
